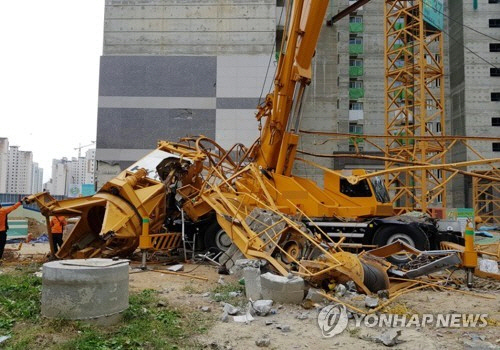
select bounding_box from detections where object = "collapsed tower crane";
[25,0,499,294]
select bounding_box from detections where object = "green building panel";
[349,22,364,33]
[349,44,364,55]
[349,66,364,77]
[349,88,365,99]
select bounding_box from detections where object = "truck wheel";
[372,225,430,265]
[204,221,232,253]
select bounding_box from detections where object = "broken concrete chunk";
[346,280,357,292]
[201,292,210,297]
[167,264,184,272]
[243,267,262,300]
[478,258,499,274]
[228,291,241,298]
[201,306,211,312]
[252,300,273,316]
[233,310,255,323]
[230,259,266,277]
[375,329,402,347]
[220,312,229,322]
[223,303,240,316]
[255,337,271,347]
[260,272,305,304]
[335,284,347,297]
[276,324,291,332]
[305,288,327,303]
[218,276,226,285]
[365,295,380,308]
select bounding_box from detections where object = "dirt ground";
[127,261,500,350]
[5,242,500,349]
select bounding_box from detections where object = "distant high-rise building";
[31,162,43,193]
[0,138,8,193]
[85,148,96,184]
[48,158,69,196]
[47,149,96,196]
[6,145,33,194]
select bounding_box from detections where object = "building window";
[426,99,434,110]
[349,37,363,45]
[349,58,363,67]
[349,145,364,152]
[492,92,500,101]
[349,80,363,88]
[436,193,442,203]
[489,0,499,3]
[492,117,500,126]
[349,16,363,23]
[490,19,500,27]
[493,143,500,152]
[436,122,442,133]
[491,43,500,52]
[349,123,364,134]
[491,68,500,76]
[349,101,363,110]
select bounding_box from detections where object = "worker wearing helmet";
[50,215,67,254]
[0,201,22,260]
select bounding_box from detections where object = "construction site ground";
[2,241,499,349]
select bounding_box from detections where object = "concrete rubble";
[260,272,305,304]
[222,302,240,316]
[375,329,402,347]
[255,337,271,347]
[304,287,328,303]
[276,324,291,332]
[251,300,273,316]
[334,284,347,297]
[365,295,380,308]
[220,312,229,323]
[233,310,255,323]
[167,264,184,272]
[243,267,262,300]
[230,259,265,277]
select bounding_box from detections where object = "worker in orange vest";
[50,215,67,254]
[0,201,22,260]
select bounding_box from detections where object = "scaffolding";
[473,169,500,226]
[384,0,446,214]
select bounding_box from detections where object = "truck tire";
[204,221,232,253]
[372,225,430,265]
